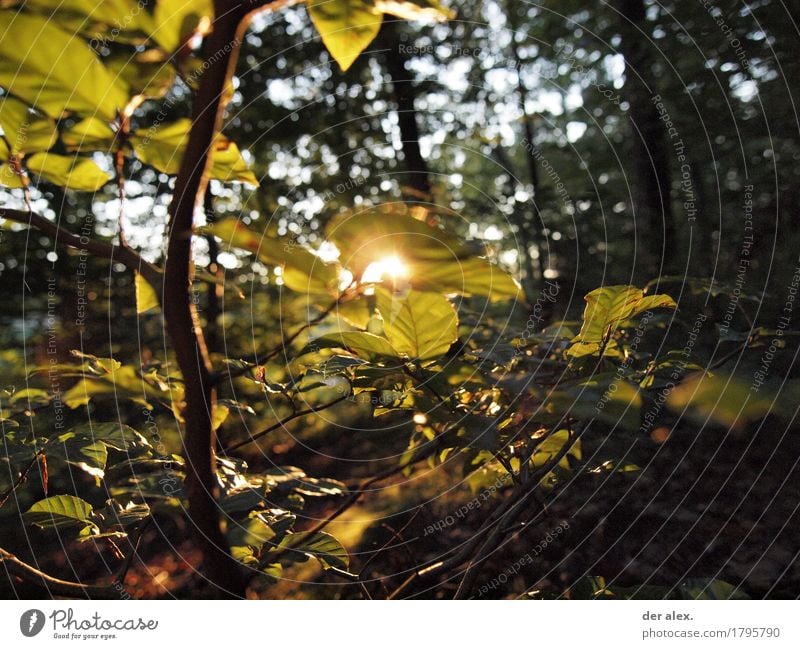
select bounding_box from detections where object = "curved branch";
[225,394,349,453]
[0,547,118,599]
[0,208,161,288]
[161,0,301,596]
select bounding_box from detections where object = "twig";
[257,453,431,571]
[212,283,357,386]
[224,394,350,453]
[0,547,117,599]
[116,517,152,586]
[388,422,587,599]
[0,452,43,509]
[358,506,423,579]
[0,208,161,289]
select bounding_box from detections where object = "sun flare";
[361,255,409,284]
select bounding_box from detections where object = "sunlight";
[361,255,409,284]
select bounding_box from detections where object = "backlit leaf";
[308,0,382,72]
[0,96,57,153]
[152,0,213,52]
[568,286,676,358]
[375,288,457,361]
[24,495,96,532]
[135,272,160,314]
[26,153,111,191]
[62,117,116,152]
[0,11,128,119]
[308,330,400,361]
[130,118,258,185]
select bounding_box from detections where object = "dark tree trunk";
[506,2,548,296]
[379,20,432,203]
[615,0,676,278]
[163,0,249,596]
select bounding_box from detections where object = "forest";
[0,0,798,602]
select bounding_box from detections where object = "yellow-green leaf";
[62,117,117,152]
[0,96,57,154]
[567,286,676,358]
[375,288,457,361]
[5,0,154,31]
[666,372,781,430]
[0,162,24,187]
[327,206,521,300]
[411,257,522,302]
[308,0,383,72]
[0,11,128,119]
[106,51,177,101]
[205,218,339,294]
[309,330,400,361]
[532,429,582,471]
[135,272,160,314]
[24,494,96,531]
[26,153,111,191]
[130,118,258,185]
[152,0,213,52]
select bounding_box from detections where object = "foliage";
[0,0,796,601]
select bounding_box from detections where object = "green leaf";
[129,118,258,185]
[375,288,458,361]
[26,153,111,191]
[308,0,383,72]
[24,495,96,532]
[0,162,24,187]
[308,330,400,361]
[46,432,108,479]
[135,272,160,314]
[327,207,520,300]
[568,286,676,358]
[278,530,349,570]
[205,218,340,294]
[528,376,642,431]
[0,11,128,119]
[666,372,783,429]
[62,364,167,409]
[152,0,213,52]
[68,422,151,453]
[94,500,151,529]
[0,96,57,154]
[106,51,177,101]
[62,117,116,152]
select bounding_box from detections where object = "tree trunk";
[615,0,676,278]
[379,20,432,203]
[163,0,248,596]
[506,3,548,296]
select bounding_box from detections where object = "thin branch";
[258,453,431,571]
[0,547,117,599]
[0,452,42,509]
[0,208,161,289]
[224,394,349,453]
[212,283,357,386]
[388,422,587,599]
